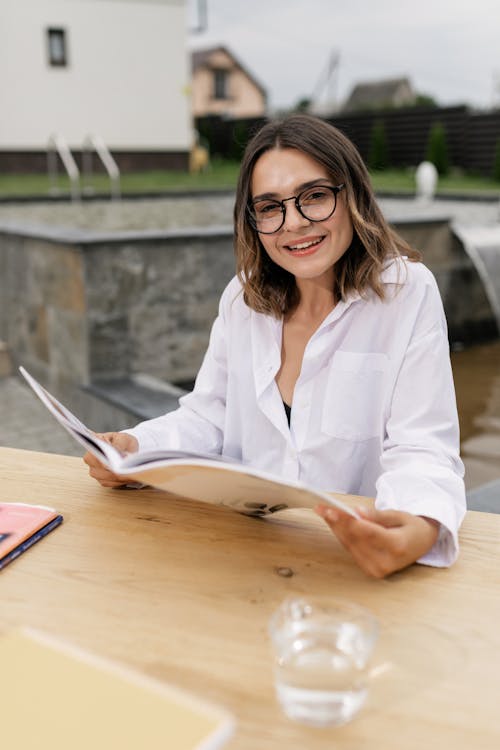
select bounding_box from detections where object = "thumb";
[357,506,408,529]
[111,432,139,453]
[97,432,138,454]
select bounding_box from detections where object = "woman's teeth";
[288,237,323,251]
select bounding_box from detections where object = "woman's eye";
[256,202,281,216]
[301,189,328,204]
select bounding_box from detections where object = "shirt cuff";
[375,475,465,568]
[120,425,160,453]
[415,521,458,567]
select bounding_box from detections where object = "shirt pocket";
[321,351,389,441]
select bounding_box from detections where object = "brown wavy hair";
[234,113,420,317]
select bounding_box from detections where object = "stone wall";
[0,230,89,387]
[0,224,235,393]
[83,230,234,382]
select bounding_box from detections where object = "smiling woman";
[234,115,421,316]
[251,151,352,280]
[84,114,466,579]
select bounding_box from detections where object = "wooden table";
[1,446,499,749]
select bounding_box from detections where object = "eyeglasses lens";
[250,186,337,234]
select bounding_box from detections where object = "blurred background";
[0,0,498,510]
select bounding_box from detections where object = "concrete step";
[467,479,500,513]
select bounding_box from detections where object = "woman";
[84,114,466,578]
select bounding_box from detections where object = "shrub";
[493,138,500,182]
[368,120,389,171]
[426,122,450,176]
[229,120,251,161]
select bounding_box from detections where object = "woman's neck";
[291,276,336,324]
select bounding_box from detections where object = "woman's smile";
[283,234,326,255]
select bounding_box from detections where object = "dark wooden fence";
[196,106,500,176]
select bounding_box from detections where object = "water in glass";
[270,598,378,728]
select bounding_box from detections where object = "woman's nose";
[282,201,310,231]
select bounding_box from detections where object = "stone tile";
[0,376,83,457]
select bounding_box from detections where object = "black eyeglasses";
[248,183,345,235]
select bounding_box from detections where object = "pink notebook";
[0,502,63,570]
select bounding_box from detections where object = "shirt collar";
[380,256,407,285]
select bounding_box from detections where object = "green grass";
[1,162,499,198]
[0,158,241,197]
[369,168,500,196]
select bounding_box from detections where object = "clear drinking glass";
[269,597,379,728]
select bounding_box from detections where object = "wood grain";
[1,447,499,749]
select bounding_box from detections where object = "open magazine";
[19,367,357,519]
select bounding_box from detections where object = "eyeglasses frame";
[247,183,346,235]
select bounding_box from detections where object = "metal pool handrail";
[47,134,81,202]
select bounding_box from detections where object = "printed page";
[19,367,123,471]
[125,461,358,517]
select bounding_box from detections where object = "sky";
[187,0,500,112]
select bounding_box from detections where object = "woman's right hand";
[83,432,139,488]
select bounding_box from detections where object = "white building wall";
[0,0,191,150]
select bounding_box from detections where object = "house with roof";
[343,77,416,113]
[0,0,192,172]
[191,45,267,118]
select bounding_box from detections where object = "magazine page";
[19,367,123,470]
[119,448,240,468]
[124,460,358,518]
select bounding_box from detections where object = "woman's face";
[250,147,354,287]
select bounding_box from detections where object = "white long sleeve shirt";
[127,258,466,567]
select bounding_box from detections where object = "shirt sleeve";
[124,280,236,455]
[375,279,466,567]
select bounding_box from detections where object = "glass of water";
[269,597,379,727]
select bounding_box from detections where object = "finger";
[315,504,355,524]
[90,469,129,488]
[83,451,104,469]
[88,465,118,482]
[357,506,410,528]
[95,432,138,454]
[317,506,400,568]
[317,506,376,547]
[86,460,121,480]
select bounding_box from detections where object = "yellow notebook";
[2,629,234,749]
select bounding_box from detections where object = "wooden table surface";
[1,446,499,749]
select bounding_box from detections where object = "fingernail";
[326,508,339,523]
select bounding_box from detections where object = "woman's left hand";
[315,505,440,578]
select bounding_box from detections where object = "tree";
[413,93,438,108]
[229,120,251,161]
[426,122,450,176]
[294,97,312,112]
[368,120,389,171]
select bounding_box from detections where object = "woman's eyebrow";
[252,178,333,202]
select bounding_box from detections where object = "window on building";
[47,28,68,67]
[213,68,229,100]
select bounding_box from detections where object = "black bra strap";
[283,400,291,426]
